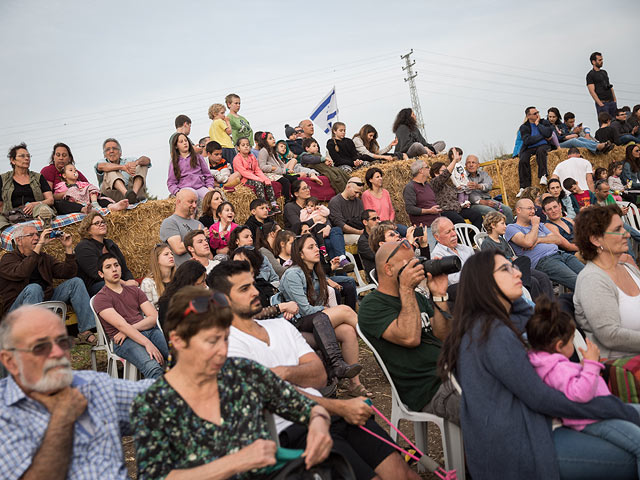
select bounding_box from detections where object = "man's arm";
[427,272,451,341]
[132,301,160,331]
[586,172,595,192]
[544,223,578,252]
[96,161,124,173]
[508,227,539,250]
[135,156,151,166]
[587,84,603,106]
[99,308,158,347]
[298,392,373,426]
[166,235,187,256]
[271,352,327,389]
[381,260,424,347]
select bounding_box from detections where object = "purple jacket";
[167,155,215,195]
[528,350,610,430]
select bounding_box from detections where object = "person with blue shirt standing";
[517,106,554,198]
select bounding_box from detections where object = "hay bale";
[225,184,285,225]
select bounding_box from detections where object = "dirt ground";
[73,341,446,480]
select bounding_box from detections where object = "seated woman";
[130,285,332,479]
[429,160,483,230]
[279,234,371,397]
[548,177,577,218]
[622,144,640,203]
[392,108,444,158]
[547,107,611,153]
[55,163,129,213]
[140,244,176,309]
[353,124,406,162]
[574,205,640,360]
[233,137,280,215]
[209,201,238,256]
[167,133,215,199]
[439,249,640,479]
[255,221,286,277]
[74,211,136,296]
[326,122,373,173]
[274,229,295,269]
[228,225,253,252]
[198,187,227,229]
[0,143,55,230]
[156,260,207,329]
[481,211,554,300]
[362,167,408,236]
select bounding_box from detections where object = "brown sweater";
[430,169,461,212]
[0,249,77,316]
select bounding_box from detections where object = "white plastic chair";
[369,269,378,286]
[618,201,640,230]
[35,301,67,320]
[573,329,588,361]
[454,223,480,249]
[473,232,489,249]
[356,324,465,478]
[89,297,139,380]
[344,251,376,295]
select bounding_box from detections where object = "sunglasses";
[385,239,412,264]
[348,182,364,187]
[182,291,229,318]
[6,336,74,356]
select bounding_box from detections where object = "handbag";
[7,207,32,224]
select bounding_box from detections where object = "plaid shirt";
[0,370,153,480]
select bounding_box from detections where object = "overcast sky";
[1,0,639,197]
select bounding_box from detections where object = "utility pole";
[401,49,427,140]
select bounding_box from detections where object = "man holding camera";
[358,240,459,423]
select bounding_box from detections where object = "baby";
[300,196,330,228]
[55,164,128,213]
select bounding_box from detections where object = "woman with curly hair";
[392,108,445,158]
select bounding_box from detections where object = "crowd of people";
[2,49,640,479]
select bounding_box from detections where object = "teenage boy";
[595,112,619,145]
[562,177,597,213]
[184,230,219,274]
[299,137,350,193]
[93,254,168,379]
[205,140,236,187]
[245,198,270,239]
[225,93,254,146]
[169,114,192,146]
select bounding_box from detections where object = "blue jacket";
[457,298,640,479]
[278,266,324,318]
[622,161,640,189]
[519,120,553,153]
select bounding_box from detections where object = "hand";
[270,366,288,380]
[211,229,220,238]
[122,279,138,287]
[580,337,601,362]
[59,232,73,249]
[354,159,363,167]
[428,205,443,214]
[30,387,87,425]
[467,181,479,190]
[325,158,334,166]
[125,162,137,175]
[389,138,398,147]
[330,256,341,270]
[240,439,277,471]
[23,202,36,215]
[383,155,393,161]
[573,126,583,134]
[279,301,299,317]
[327,279,342,291]
[38,228,53,247]
[531,215,541,229]
[633,126,639,135]
[145,341,164,365]
[427,271,449,298]
[303,414,333,469]
[406,225,416,245]
[113,332,126,345]
[338,398,373,426]
[451,149,461,163]
[202,227,210,238]
[534,117,540,126]
[622,205,630,216]
[265,180,272,186]
[398,257,426,290]
[478,199,497,208]
[320,225,331,238]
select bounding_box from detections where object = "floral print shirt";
[130,357,315,480]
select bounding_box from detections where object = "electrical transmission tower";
[401,49,427,140]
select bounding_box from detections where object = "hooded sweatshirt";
[528,350,609,430]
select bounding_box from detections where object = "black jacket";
[519,120,553,151]
[245,215,264,240]
[74,237,134,292]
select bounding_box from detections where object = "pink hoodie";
[527,351,610,430]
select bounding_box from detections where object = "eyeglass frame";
[4,335,74,356]
[385,239,413,264]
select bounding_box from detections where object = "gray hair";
[102,137,122,153]
[431,216,452,239]
[0,307,64,350]
[11,223,34,239]
[410,159,426,177]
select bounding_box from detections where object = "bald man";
[299,119,315,139]
[0,306,152,479]
[358,241,459,423]
[159,188,206,266]
[465,155,514,223]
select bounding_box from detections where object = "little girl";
[209,201,238,256]
[326,122,373,173]
[608,161,625,200]
[527,298,640,475]
[594,167,608,183]
[167,133,215,199]
[300,196,330,260]
[55,163,128,213]
[232,137,281,215]
[275,139,322,183]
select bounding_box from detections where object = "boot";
[311,312,362,380]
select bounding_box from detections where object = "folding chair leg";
[442,421,466,480]
[90,350,97,371]
[413,421,429,473]
[389,404,400,442]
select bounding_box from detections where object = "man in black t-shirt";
[586,51,617,117]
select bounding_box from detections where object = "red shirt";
[574,190,592,208]
[40,164,88,190]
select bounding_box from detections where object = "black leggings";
[54,198,111,214]
[276,174,299,202]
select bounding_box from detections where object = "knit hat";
[284,124,296,138]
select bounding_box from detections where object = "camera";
[417,255,461,277]
[49,230,63,239]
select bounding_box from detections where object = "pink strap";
[367,402,425,457]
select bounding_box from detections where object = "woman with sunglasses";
[279,234,371,397]
[131,286,333,479]
[574,205,640,360]
[74,211,136,296]
[439,250,640,479]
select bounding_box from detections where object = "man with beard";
[159,188,205,266]
[0,306,153,479]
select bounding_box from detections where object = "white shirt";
[431,242,475,285]
[552,157,593,194]
[228,318,319,432]
[618,265,640,332]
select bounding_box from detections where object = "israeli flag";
[310,87,338,134]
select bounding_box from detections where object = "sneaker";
[338,256,355,273]
[516,188,525,198]
[539,175,548,185]
[268,205,282,216]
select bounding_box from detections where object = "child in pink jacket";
[232,137,280,215]
[526,298,640,475]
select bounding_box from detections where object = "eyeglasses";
[6,336,74,356]
[15,154,32,159]
[385,239,412,264]
[494,262,521,275]
[92,220,106,227]
[368,216,380,222]
[529,111,539,116]
[19,231,39,238]
[604,230,628,236]
[182,291,229,318]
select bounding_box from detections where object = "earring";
[165,340,173,373]
[599,245,604,250]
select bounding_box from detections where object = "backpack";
[270,451,356,480]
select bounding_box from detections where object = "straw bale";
[225,185,285,225]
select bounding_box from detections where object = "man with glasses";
[357,209,381,276]
[464,154,515,224]
[431,217,474,297]
[95,137,151,204]
[0,305,153,478]
[0,224,95,341]
[611,108,640,145]
[358,241,459,423]
[328,177,366,245]
[506,199,584,290]
[517,106,553,197]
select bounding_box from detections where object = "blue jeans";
[113,327,168,379]
[329,275,357,309]
[554,426,637,479]
[325,226,346,258]
[535,251,585,290]
[9,278,95,332]
[620,134,640,145]
[559,136,600,153]
[582,418,640,477]
[470,203,515,224]
[596,101,618,118]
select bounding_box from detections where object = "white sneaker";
[540,175,548,185]
[516,188,525,198]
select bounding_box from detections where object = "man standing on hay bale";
[95,137,151,204]
[586,52,617,118]
[517,107,553,197]
[160,188,205,267]
[464,155,515,224]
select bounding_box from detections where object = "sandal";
[346,383,374,398]
[77,331,97,346]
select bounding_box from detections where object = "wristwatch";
[432,294,449,302]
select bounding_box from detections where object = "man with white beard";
[0,306,153,479]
